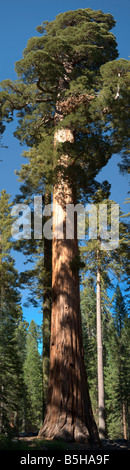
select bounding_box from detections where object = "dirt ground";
[18,436,130,451]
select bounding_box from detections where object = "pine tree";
[0,190,23,433]
[113,285,129,438]
[23,320,42,431]
[15,318,29,432]
[80,278,98,421]
[13,185,52,417]
[80,181,129,439]
[105,285,130,439]
[0,8,129,442]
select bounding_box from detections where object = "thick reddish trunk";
[43,191,52,419]
[39,129,99,443]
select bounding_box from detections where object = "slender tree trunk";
[39,129,99,443]
[96,240,106,439]
[127,402,130,440]
[0,386,4,434]
[43,191,52,419]
[123,402,127,440]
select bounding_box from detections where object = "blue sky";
[0,1,129,326]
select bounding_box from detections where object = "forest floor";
[0,435,130,451]
[18,436,130,451]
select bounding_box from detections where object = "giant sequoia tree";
[0,8,129,442]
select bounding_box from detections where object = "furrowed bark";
[43,191,52,420]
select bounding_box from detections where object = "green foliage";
[0,190,23,432]
[0,8,129,203]
[104,286,130,438]
[81,277,130,439]
[81,278,98,421]
[80,187,129,438]
[0,191,43,434]
[23,320,42,431]
[80,188,129,289]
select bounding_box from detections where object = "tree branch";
[37,79,56,95]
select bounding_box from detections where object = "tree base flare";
[38,415,99,445]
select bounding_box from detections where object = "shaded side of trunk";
[39,129,99,444]
[43,191,52,419]
[96,241,105,440]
